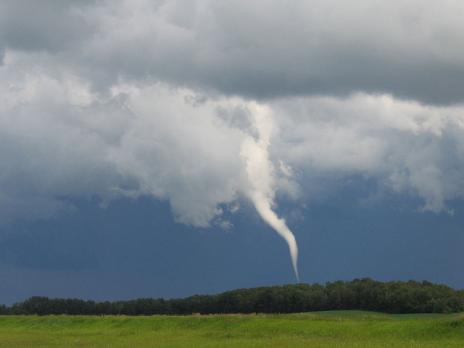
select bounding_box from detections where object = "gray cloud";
[2,0,464,103]
[0,68,250,225]
[271,94,464,212]
[0,0,96,52]
[1,63,464,226]
[1,0,464,227]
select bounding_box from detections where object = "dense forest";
[1,279,463,315]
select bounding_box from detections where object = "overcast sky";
[1,0,464,303]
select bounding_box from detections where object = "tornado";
[241,104,300,281]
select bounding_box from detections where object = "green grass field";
[0,311,463,347]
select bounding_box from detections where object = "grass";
[0,311,463,347]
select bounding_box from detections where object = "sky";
[1,0,464,304]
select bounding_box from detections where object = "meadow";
[0,311,463,347]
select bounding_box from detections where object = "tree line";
[1,278,463,315]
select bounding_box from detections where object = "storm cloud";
[1,0,464,228]
[2,0,464,103]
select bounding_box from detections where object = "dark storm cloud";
[2,0,464,104]
[1,0,464,225]
[1,0,464,304]
[0,0,97,52]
